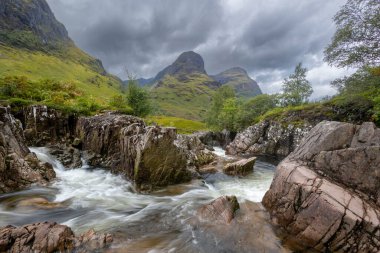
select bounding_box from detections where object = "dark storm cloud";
[47,0,351,98]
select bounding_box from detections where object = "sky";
[47,0,353,99]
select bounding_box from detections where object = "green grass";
[0,44,122,104]
[146,115,208,134]
[151,74,216,120]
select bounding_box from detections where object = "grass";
[150,74,216,120]
[146,115,208,134]
[0,44,122,104]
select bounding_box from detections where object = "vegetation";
[324,0,380,68]
[126,78,152,117]
[0,76,104,114]
[281,63,313,106]
[0,45,122,104]
[151,74,216,120]
[145,116,207,134]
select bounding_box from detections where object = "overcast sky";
[47,0,353,98]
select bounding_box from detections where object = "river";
[0,147,292,252]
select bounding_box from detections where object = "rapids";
[0,147,286,252]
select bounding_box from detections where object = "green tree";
[282,63,313,106]
[324,0,380,68]
[237,94,278,127]
[219,97,240,131]
[206,86,235,129]
[126,77,151,117]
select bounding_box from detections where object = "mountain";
[212,67,262,98]
[139,51,219,120]
[0,0,122,104]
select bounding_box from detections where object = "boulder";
[263,121,380,252]
[223,157,256,176]
[0,107,55,193]
[197,196,240,224]
[0,222,112,253]
[75,112,192,191]
[226,121,313,157]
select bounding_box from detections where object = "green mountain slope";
[0,0,122,105]
[147,51,220,120]
[212,67,262,98]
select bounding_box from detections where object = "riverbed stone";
[197,195,240,224]
[263,121,380,252]
[0,107,55,193]
[223,157,256,176]
[0,222,112,253]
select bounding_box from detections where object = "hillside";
[0,0,123,105]
[212,67,262,98]
[141,51,219,120]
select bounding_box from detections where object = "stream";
[0,147,290,252]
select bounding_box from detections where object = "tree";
[324,0,380,68]
[237,94,278,127]
[282,63,313,106]
[206,86,236,128]
[126,77,151,117]
[219,97,239,131]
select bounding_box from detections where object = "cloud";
[47,0,351,96]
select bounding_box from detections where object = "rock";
[21,105,77,146]
[197,196,240,224]
[175,134,216,168]
[0,222,112,253]
[192,130,235,148]
[226,120,313,157]
[48,144,82,169]
[16,197,64,210]
[76,112,192,191]
[0,107,55,193]
[192,201,294,253]
[263,121,380,252]
[223,157,256,176]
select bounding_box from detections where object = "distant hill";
[212,67,262,98]
[0,0,123,104]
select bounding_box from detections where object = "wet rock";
[226,121,313,157]
[192,130,235,148]
[192,201,293,253]
[76,112,191,191]
[48,144,82,169]
[16,197,64,210]
[0,107,55,193]
[21,105,77,146]
[0,222,112,253]
[263,121,380,252]
[223,157,256,176]
[197,196,240,224]
[175,134,216,168]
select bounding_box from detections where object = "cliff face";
[263,121,380,252]
[0,107,55,193]
[0,0,71,48]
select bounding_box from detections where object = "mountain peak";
[223,67,248,75]
[0,0,71,49]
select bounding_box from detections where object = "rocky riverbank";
[263,121,380,252]
[226,120,313,157]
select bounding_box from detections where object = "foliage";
[146,116,207,134]
[206,86,236,130]
[0,75,104,115]
[331,67,380,94]
[281,63,313,106]
[126,78,152,117]
[109,95,126,109]
[237,94,278,127]
[219,98,240,131]
[324,0,380,68]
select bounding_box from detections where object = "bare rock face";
[76,112,192,191]
[0,107,55,193]
[197,196,240,224]
[0,222,112,253]
[263,121,380,252]
[226,121,313,157]
[22,105,77,146]
[223,157,256,176]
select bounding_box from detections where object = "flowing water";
[0,147,289,252]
